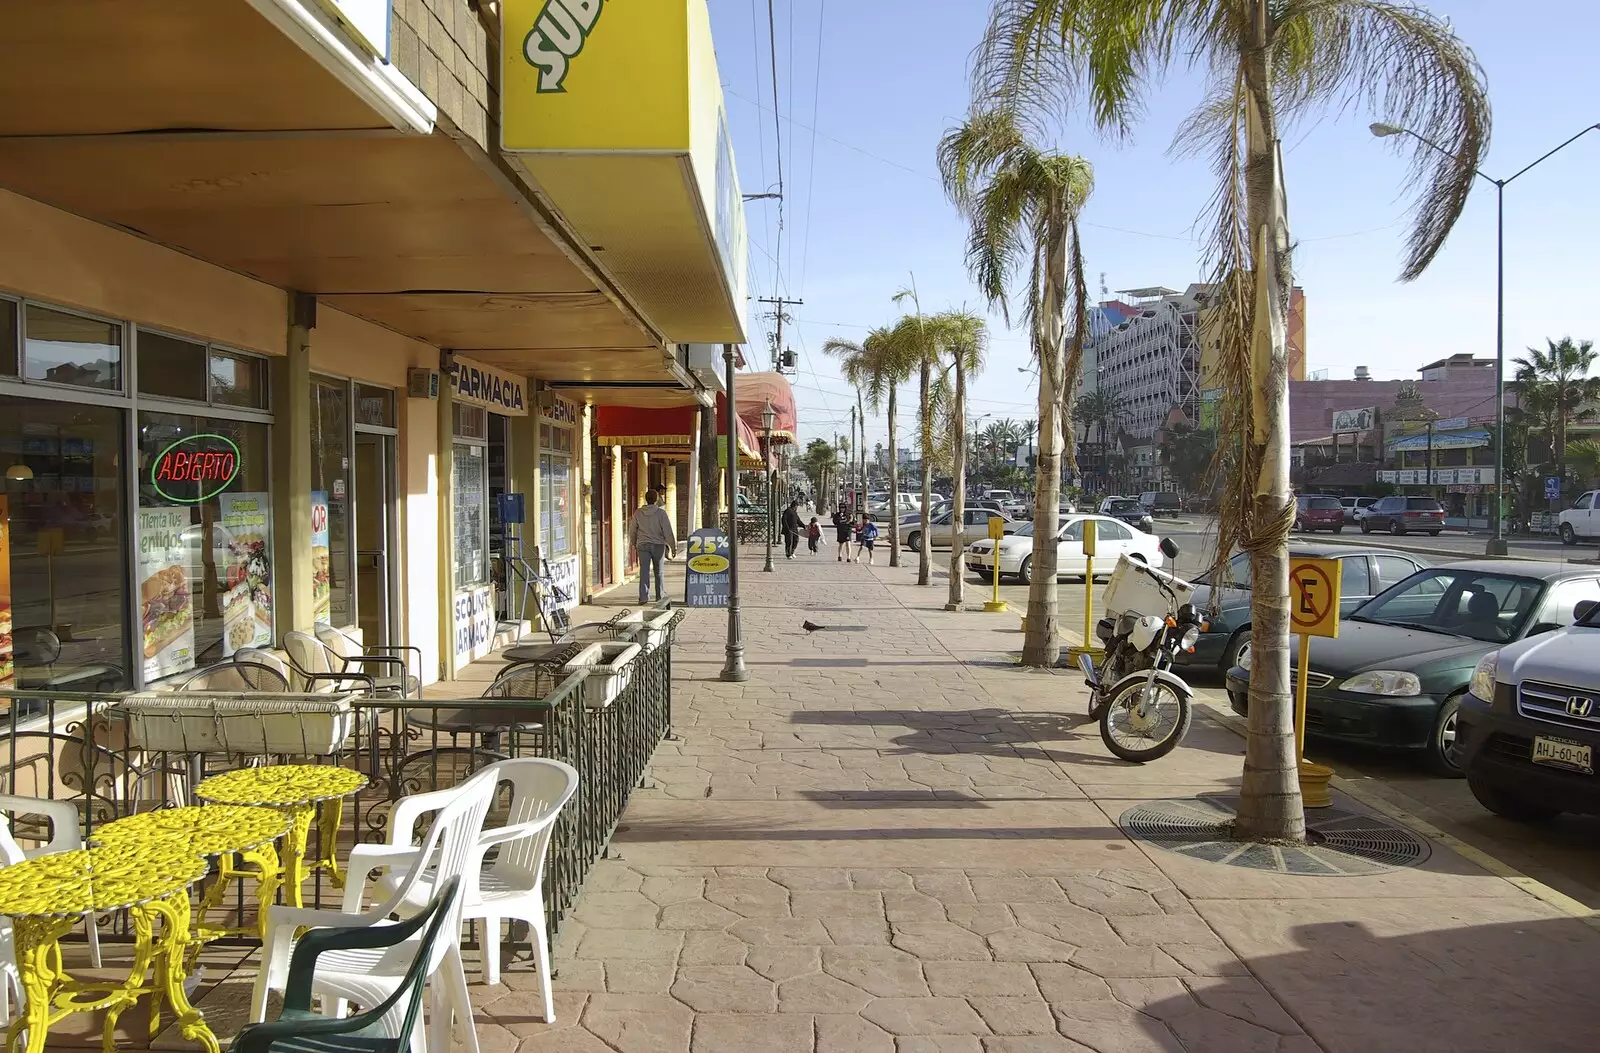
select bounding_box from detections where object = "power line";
[765,0,785,300]
[798,0,825,294]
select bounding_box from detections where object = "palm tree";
[826,326,917,564]
[798,438,839,504]
[892,289,944,586]
[939,107,1093,665]
[1512,338,1600,493]
[918,309,989,609]
[970,0,1489,841]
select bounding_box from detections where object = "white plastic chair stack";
[250,768,497,1052]
[0,795,102,1028]
[346,759,579,1022]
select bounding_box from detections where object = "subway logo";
[521,0,605,94]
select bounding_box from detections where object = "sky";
[707,0,1600,458]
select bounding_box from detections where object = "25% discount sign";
[1289,557,1340,808]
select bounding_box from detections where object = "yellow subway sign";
[502,0,692,152]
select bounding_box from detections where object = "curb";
[1192,699,1600,928]
[1286,532,1526,562]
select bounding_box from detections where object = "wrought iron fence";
[0,608,684,949]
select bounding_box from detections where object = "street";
[859,513,1600,911]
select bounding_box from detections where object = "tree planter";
[565,642,643,709]
[618,609,676,650]
[120,691,359,756]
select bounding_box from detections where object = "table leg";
[317,799,347,889]
[6,918,69,1053]
[140,894,218,1053]
[241,842,282,939]
[282,804,315,909]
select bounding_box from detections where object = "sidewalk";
[491,553,1600,1053]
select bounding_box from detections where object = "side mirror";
[1574,600,1597,623]
[1159,537,1179,560]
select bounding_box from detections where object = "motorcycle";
[1078,537,1204,762]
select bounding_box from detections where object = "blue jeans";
[638,543,667,602]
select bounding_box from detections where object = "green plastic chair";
[230,877,461,1053]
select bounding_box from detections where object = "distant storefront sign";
[1432,417,1470,432]
[1379,468,1496,486]
[150,434,241,503]
[1386,428,1489,452]
[540,394,579,428]
[684,529,731,608]
[1331,407,1376,433]
[454,584,494,664]
[449,356,528,416]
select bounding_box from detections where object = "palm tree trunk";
[888,384,901,567]
[859,389,868,505]
[1023,219,1069,666]
[918,358,933,586]
[1234,7,1306,844]
[947,357,968,609]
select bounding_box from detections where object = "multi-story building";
[1085,286,1205,442]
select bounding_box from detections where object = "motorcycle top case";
[1102,554,1195,618]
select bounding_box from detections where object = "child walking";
[856,514,880,565]
[807,517,821,554]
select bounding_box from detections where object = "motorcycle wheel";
[1099,678,1192,763]
[1088,687,1109,721]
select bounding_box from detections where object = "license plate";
[1532,735,1593,774]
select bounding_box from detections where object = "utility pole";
[757,296,804,372]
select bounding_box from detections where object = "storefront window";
[355,384,394,428]
[137,332,208,401]
[211,351,269,409]
[540,424,574,558]
[25,305,121,391]
[453,443,487,586]
[310,377,351,626]
[138,413,272,680]
[0,396,128,690]
[0,300,17,377]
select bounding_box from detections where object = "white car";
[1559,490,1600,544]
[964,514,1165,585]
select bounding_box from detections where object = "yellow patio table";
[0,844,216,1053]
[93,805,289,948]
[193,766,367,908]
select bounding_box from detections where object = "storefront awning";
[594,403,763,468]
[735,372,797,445]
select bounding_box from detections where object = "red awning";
[734,372,797,445]
[594,403,763,467]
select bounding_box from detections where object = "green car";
[1226,561,1600,776]
[1176,546,1429,672]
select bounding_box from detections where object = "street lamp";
[1370,120,1600,555]
[720,343,748,682]
[762,400,776,572]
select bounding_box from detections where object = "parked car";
[1458,593,1600,820]
[1293,494,1347,533]
[1360,496,1445,536]
[1557,490,1600,545]
[1139,491,1182,516]
[903,507,1017,550]
[1097,496,1155,534]
[1177,546,1430,672]
[1227,561,1600,776]
[965,514,1165,584]
[1342,496,1378,524]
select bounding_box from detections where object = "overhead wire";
[798,0,826,294]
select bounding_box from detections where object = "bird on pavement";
[801,620,823,632]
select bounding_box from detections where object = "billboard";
[1331,407,1376,433]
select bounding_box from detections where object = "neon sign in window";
[150,434,241,503]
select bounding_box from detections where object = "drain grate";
[1118,795,1430,876]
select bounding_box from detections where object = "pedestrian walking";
[857,515,880,565]
[780,498,803,559]
[832,506,854,562]
[806,517,821,554]
[627,489,677,603]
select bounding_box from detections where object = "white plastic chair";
[249,768,497,1053]
[345,759,578,1021]
[0,795,102,1029]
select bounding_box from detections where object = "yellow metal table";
[93,805,289,946]
[0,844,216,1053]
[193,766,367,908]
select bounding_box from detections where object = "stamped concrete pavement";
[489,554,1600,1053]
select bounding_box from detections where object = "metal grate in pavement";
[1118,794,1430,876]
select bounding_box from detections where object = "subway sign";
[151,434,241,503]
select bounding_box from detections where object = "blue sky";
[708,0,1600,456]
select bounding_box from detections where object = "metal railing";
[0,608,684,947]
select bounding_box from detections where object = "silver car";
[903,507,1017,550]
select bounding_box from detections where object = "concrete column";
[511,403,540,563]
[687,407,702,533]
[664,465,679,538]
[272,293,315,635]
[437,352,456,679]
[577,401,594,601]
[610,444,626,581]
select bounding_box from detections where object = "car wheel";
[1333,525,1343,534]
[1428,530,1441,536]
[1018,556,1033,585]
[1560,523,1576,546]
[1222,630,1251,673]
[1360,520,1372,534]
[906,531,922,552]
[1422,694,1466,778]
[1467,769,1561,822]
[1390,519,1405,536]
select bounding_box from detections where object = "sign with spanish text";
[540,394,579,428]
[1331,407,1376,433]
[311,492,331,624]
[138,506,196,681]
[150,434,241,503]
[547,554,581,612]
[684,529,730,608]
[454,585,495,664]
[217,492,273,654]
[448,356,528,416]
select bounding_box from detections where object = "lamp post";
[720,343,748,682]
[1370,121,1600,555]
[762,400,776,572]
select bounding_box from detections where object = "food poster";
[138,506,196,681]
[0,497,12,689]
[216,492,272,655]
[311,491,331,624]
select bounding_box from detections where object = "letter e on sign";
[1289,557,1341,638]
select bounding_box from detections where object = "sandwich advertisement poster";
[217,492,273,655]
[0,497,13,689]
[311,492,331,624]
[138,506,196,680]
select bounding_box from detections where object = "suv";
[1293,494,1345,533]
[1098,496,1155,534]
[1557,490,1599,545]
[1341,496,1377,523]
[1458,594,1600,821]
[1361,496,1445,536]
[1139,491,1182,516]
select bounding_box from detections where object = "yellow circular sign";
[688,554,730,574]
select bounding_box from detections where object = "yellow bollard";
[983,516,1008,613]
[1066,520,1103,665]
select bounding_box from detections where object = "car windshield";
[1305,498,1341,510]
[1194,552,1251,589]
[1010,522,1035,537]
[1406,498,1445,511]
[1351,569,1545,643]
[1106,499,1141,513]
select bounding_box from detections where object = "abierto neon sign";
[151,434,241,503]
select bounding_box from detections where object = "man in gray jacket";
[627,489,678,603]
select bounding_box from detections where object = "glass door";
[353,432,395,646]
